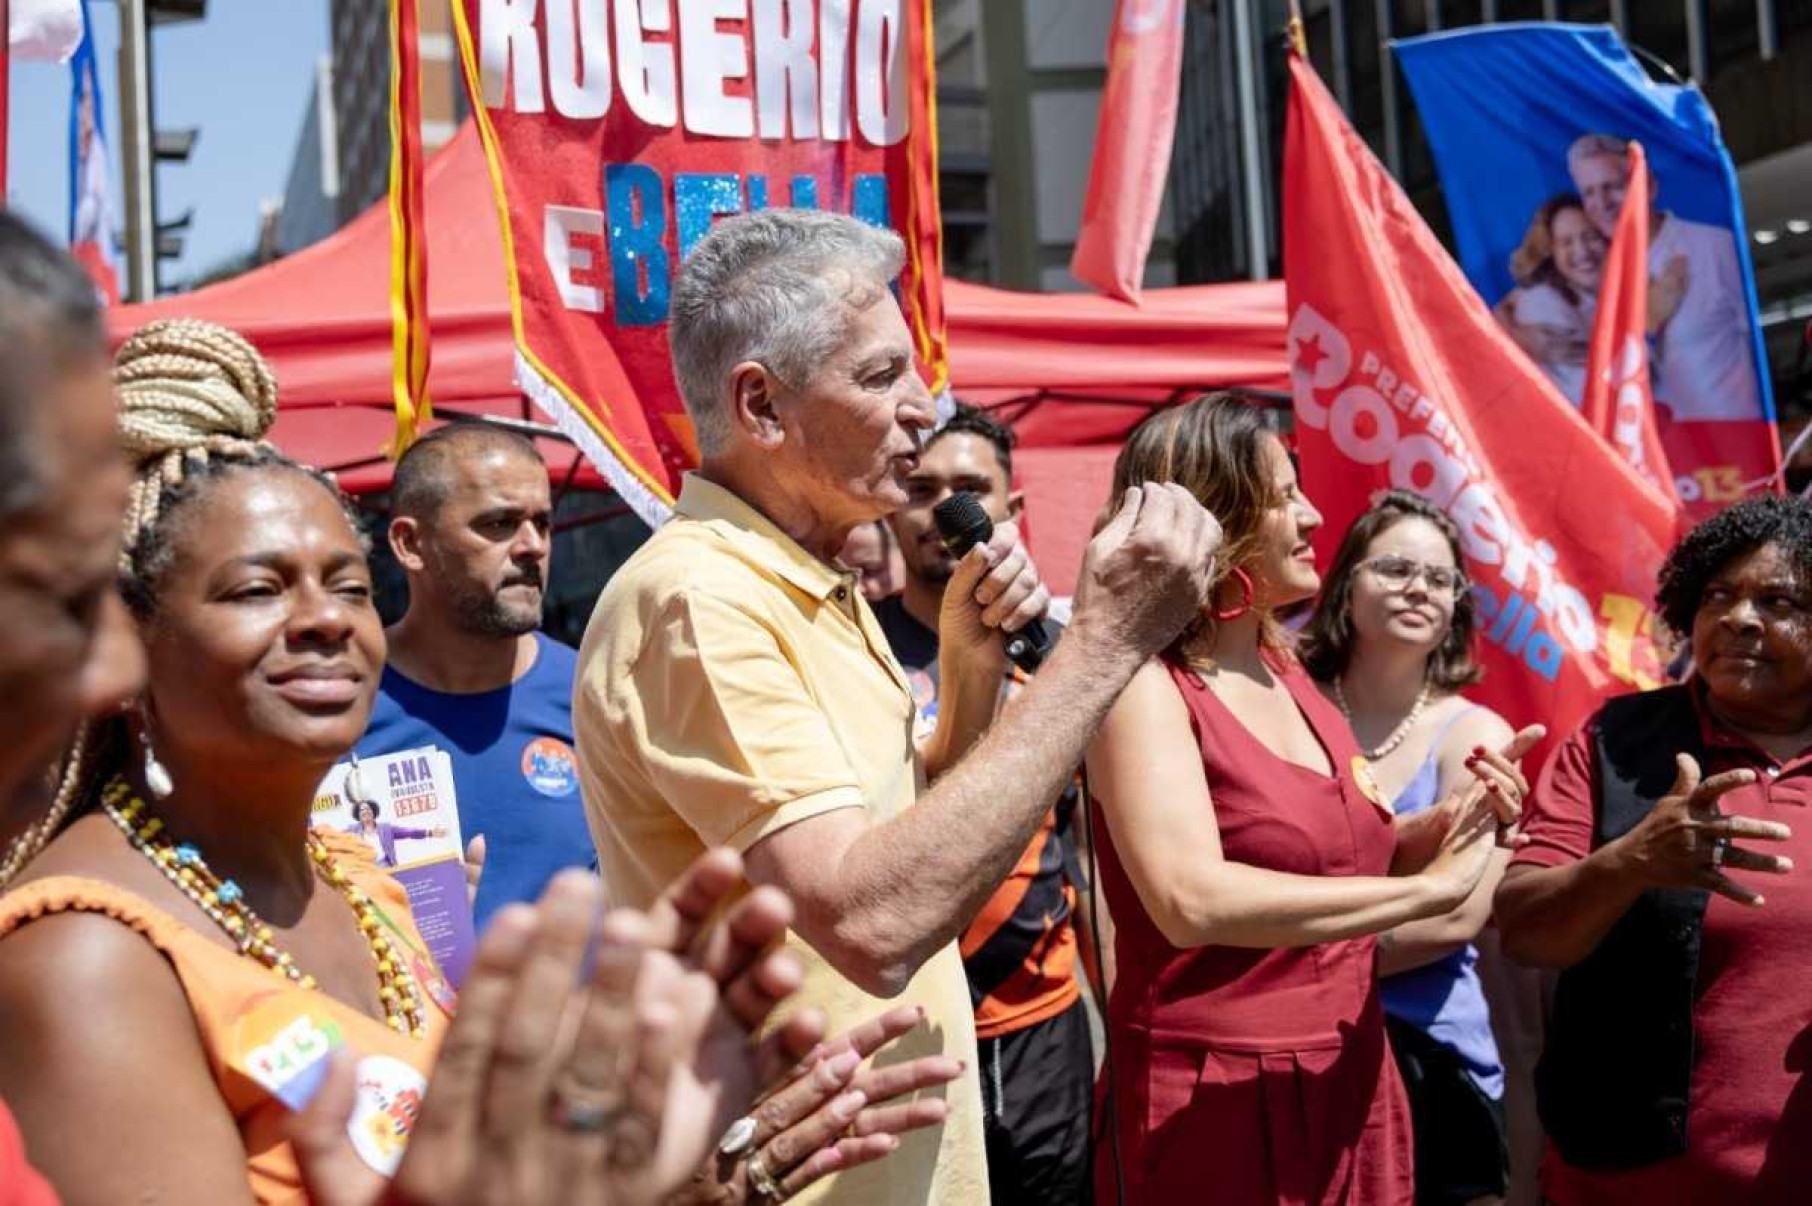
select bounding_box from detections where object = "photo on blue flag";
[1395,22,1779,512]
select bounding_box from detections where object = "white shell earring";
[343,753,370,807]
[140,721,174,800]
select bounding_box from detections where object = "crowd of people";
[0,198,1809,1206]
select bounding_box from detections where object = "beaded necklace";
[101,777,427,1037]
[1333,678,1433,762]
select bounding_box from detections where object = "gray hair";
[0,211,107,518]
[668,209,905,456]
[1567,132,1629,177]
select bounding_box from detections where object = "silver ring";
[718,1115,758,1156]
[549,1075,627,1134]
[1711,837,1729,868]
[551,1094,622,1134]
[747,1151,785,1201]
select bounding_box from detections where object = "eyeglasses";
[1358,555,1466,595]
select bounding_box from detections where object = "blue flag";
[1395,22,1777,509]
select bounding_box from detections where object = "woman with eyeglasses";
[1085,399,1539,1206]
[1301,491,1517,1206]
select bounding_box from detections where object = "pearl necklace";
[102,778,427,1038]
[1334,678,1433,761]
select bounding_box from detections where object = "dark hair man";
[358,424,594,930]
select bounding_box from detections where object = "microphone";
[932,492,1051,674]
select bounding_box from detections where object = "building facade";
[272,56,341,259]
[327,0,465,226]
[1171,0,1812,408]
[934,0,1177,291]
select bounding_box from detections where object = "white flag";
[9,0,83,63]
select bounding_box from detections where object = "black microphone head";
[933,492,994,557]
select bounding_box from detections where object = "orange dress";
[0,832,451,1205]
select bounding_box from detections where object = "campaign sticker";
[231,993,345,1111]
[347,1054,427,1177]
[520,736,579,798]
[413,952,458,1016]
[1350,755,1395,818]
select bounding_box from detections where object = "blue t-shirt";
[357,633,595,932]
[1380,709,1506,1100]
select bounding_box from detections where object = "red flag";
[1283,52,1680,765]
[1069,0,1185,304]
[1580,143,1678,504]
[387,0,432,453]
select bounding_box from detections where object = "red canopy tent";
[113,122,1287,590]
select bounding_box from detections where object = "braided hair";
[0,319,360,886]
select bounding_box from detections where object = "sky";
[7,0,329,289]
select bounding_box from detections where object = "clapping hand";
[290,850,809,1206]
[679,1005,963,1204]
[1454,724,1546,846]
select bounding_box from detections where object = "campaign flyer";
[314,747,475,989]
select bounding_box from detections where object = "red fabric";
[1282,51,1682,773]
[388,0,433,444]
[1513,693,1812,1202]
[1091,659,1413,1205]
[1581,142,1677,504]
[0,1102,57,1206]
[1070,0,1186,303]
[1011,446,1117,598]
[108,126,1286,500]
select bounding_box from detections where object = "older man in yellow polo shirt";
[575,209,1222,1206]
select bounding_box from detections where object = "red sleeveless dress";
[1091,657,1414,1205]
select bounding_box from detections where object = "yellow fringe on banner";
[387,0,431,456]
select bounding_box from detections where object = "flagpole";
[1231,0,1269,281]
[2,0,12,199]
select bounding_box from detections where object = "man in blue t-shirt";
[357,424,594,931]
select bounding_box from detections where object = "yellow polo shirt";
[574,474,988,1206]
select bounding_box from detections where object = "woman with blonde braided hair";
[0,314,958,1206]
[0,318,301,887]
[0,316,467,1204]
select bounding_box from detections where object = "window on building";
[1558,1,1613,22]
[1346,0,1387,154]
[1438,1,1486,28]
[1492,0,1546,22]
[1781,0,1812,37]
[1707,0,1762,74]
[1625,2,1691,77]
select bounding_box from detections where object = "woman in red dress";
[1085,396,1538,1205]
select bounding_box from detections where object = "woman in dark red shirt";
[1085,395,1537,1205]
[1496,496,1812,1203]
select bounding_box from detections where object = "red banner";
[1069,0,1185,304]
[389,0,432,451]
[1580,142,1676,503]
[1283,52,1681,764]
[451,0,946,524]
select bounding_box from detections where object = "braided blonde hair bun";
[112,319,283,574]
[114,317,277,458]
